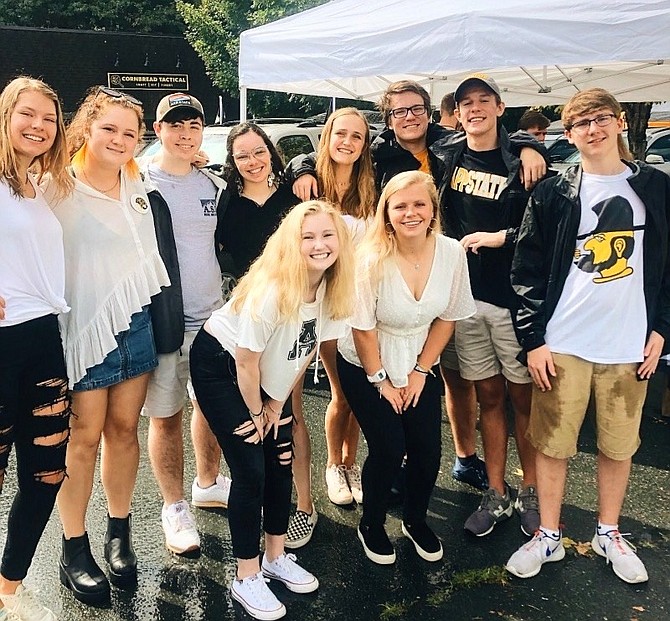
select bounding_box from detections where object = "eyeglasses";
[568,113,617,134]
[389,104,428,119]
[97,86,143,107]
[232,146,269,164]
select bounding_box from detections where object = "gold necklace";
[80,169,120,194]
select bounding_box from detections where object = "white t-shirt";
[545,168,647,363]
[207,280,346,401]
[52,173,170,386]
[0,177,69,326]
[338,234,476,387]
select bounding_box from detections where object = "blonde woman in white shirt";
[337,171,476,565]
[0,76,73,621]
[53,87,169,605]
[190,200,354,621]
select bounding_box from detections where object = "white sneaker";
[262,552,319,593]
[192,473,232,508]
[161,500,201,555]
[230,572,286,620]
[345,464,363,504]
[505,529,565,578]
[325,464,353,505]
[591,529,649,584]
[0,585,57,621]
[0,608,20,621]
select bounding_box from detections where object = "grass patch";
[379,600,412,620]
[427,565,509,607]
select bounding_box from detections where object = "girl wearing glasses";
[0,76,73,621]
[51,86,169,604]
[190,200,354,621]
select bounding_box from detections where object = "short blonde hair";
[0,76,72,199]
[68,86,145,179]
[358,170,441,284]
[562,88,631,160]
[232,200,355,322]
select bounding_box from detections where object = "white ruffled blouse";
[53,172,170,387]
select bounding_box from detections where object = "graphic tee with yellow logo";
[545,169,647,363]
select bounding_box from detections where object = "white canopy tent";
[238,0,670,118]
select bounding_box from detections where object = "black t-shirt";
[220,183,298,277]
[447,146,516,309]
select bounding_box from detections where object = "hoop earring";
[385,221,395,237]
[427,217,438,233]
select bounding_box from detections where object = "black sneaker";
[514,486,540,537]
[452,455,488,491]
[357,524,396,565]
[464,485,513,537]
[401,521,443,562]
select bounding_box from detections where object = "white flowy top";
[338,234,476,388]
[52,173,170,387]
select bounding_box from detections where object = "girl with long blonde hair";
[190,200,353,620]
[0,76,72,621]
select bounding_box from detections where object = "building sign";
[107,73,189,91]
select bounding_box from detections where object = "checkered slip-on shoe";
[285,507,318,549]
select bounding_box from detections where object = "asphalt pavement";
[1,373,668,621]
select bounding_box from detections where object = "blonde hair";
[67,86,145,179]
[315,107,377,219]
[231,200,355,322]
[0,76,72,199]
[562,88,631,160]
[358,170,441,285]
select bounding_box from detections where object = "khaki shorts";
[527,352,646,460]
[143,330,198,418]
[439,337,461,371]
[455,300,530,384]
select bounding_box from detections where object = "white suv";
[138,119,322,167]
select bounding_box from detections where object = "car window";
[647,135,670,162]
[547,139,578,163]
[276,135,315,163]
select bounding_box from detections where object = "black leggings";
[0,314,70,580]
[337,353,442,529]
[190,328,294,560]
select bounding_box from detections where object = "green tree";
[0,0,184,34]
[176,0,330,117]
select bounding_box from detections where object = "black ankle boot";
[104,514,137,588]
[59,533,111,605]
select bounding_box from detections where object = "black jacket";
[511,162,670,355]
[146,167,228,354]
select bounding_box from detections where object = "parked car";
[137,118,323,168]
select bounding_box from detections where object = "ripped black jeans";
[190,328,293,560]
[0,314,70,580]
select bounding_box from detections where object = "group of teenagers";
[1,69,669,621]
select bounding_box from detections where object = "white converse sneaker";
[345,464,363,504]
[0,585,57,621]
[261,552,319,593]
[325,464,353,505]
[192,473,232,508]
[506,529,565,578]
[161,500,201,555]
[230,572,286,621]
[591,529,648,584]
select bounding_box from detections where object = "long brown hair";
[0,76,72,199]
[315,107,376,219]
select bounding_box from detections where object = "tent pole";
[240,87,248,121]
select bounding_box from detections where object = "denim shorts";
[73,307,158,391]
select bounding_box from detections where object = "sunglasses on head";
[97,86,143,107]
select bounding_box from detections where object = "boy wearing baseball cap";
[143,93,232,556]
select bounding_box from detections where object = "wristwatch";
[366,368,387,384]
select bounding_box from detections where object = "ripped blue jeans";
[0,314,70,580]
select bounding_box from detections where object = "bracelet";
[249,405,265,418]
[414,362,435,377]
